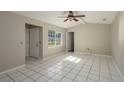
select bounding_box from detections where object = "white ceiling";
[13,11,118,28]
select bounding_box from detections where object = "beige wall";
[67,24,111,55]
[0,12,25,72]
[0,12,66,72]
[111,12,124,75]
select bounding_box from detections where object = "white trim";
[0,64,25,75]
[92,53,112,57]
[112,57,124,80]
[74,51,112,57]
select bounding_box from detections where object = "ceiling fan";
[58,11,86,22]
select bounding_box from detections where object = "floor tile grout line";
[99,56,101,82]
[36,53,67,64]
[74,54,92,80]
[5,73,15,82]
[48,54,77,69]
[27,53,69,69]
[16,70,37,82]
[26,62,55,73]
[106,57,113,81]
[27,55,87,75]
[26,58,72,82]
[5,71,22,79]
[27,58,71,82]
[72,54,92,82]
[62,55,87,81]
[57,58,79,82]
[30,54,69,69]
[92,56,100,82]
[42,53,68,62]
[84,55,94,81]
[59,54,89,82]
[85,55,96,81]
[22,67,53,81]
[90,56,99,81]
[69,54,90,81]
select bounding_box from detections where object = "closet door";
[29,28,39,58]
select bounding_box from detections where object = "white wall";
[111,12,124,75]
[67,24,111,55]
[0,12,66,72]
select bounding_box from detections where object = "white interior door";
[29,28,39,58]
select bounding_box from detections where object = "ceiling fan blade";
[64,19,68,22]
[73,18,79,22]
[73,15,85,17]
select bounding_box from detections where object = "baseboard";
[43,51,67,61]
[92,53,112,57]
[0,64,25,75]
[112,58,124,80]
[74,51,112,57]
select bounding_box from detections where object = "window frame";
[48,30,63,48]
[48,30,56,46]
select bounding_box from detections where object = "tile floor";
[0,52,123,82]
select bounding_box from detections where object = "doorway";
[67,32,74,52]
[25,24,43,60]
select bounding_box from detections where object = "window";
[48,31,55,46]
[56,32,62,45]
[48,30,62,47]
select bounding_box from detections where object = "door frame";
[25,23,43,60]
[66,31,75,52]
